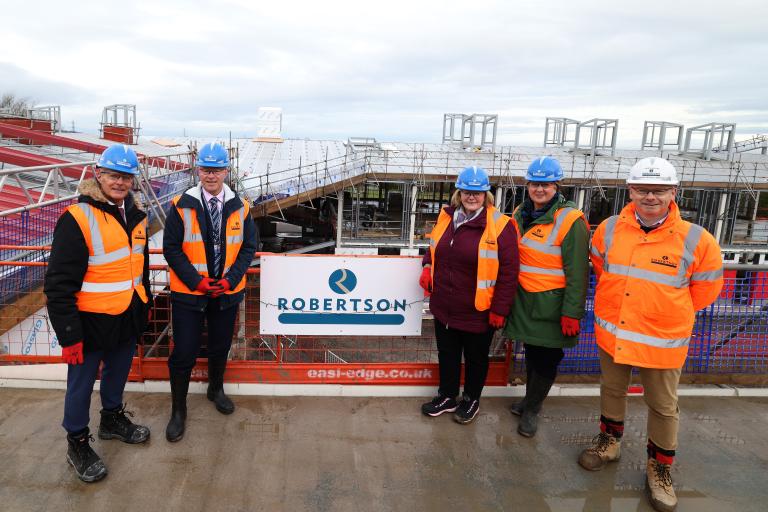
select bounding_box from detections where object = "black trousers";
[168,300,239,374]
[434,320,494,401]
[523,343,564,381]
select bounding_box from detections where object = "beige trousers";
[598,348,682,450]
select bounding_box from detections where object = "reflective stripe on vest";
[602,216,703,289]
[427,206,510,311]
[595,314,690,349]
[68,202,148,315]
[592,204,722,368]
[169,195,250,295]
[514,206,585,292]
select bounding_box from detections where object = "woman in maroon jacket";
[419,166,519,424]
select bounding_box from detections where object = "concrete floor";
[0,389,766,512]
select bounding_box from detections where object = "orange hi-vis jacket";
[429,206,512,311]
[590,202,723,369]
[169,195,250,295]
[512,205,587,292]
[67,202,148,315]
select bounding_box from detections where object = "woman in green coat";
[503,157,590,437]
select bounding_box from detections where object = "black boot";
[98,403,150,444]
[206,358,234,415]
[510,364,533,416]
[517,371,555,438]
[166,371,190,442]
[66,429,108,483]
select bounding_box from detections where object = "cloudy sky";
[2,0,766,147]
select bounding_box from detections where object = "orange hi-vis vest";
[512,206,587,292]
[589,202,724,369]
[67,202,148,315]
[428,206,511,311]
[169,196,250,295]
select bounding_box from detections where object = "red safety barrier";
[0,250,512,386]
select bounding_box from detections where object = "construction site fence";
[0,171,192,274]
[1,252,767,385]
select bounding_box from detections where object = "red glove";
[489,312,506,329]
[196,277,220,294]
[561,316,581,337]
[419,266,432,296]
[62,342,84,365]
[210,279,231,298]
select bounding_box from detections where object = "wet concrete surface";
[0,389,766,512]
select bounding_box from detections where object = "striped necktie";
[209,197,222,275]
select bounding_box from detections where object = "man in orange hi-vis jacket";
[578,157,723,512]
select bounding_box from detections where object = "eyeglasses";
[631,187,674,197]
[99,172,134,183]
[459,190,485,197]
[198,168,228,175]
[527,182,556,190]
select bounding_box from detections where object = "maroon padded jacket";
[422,206,519,333]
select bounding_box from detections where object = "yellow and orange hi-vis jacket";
[511,205,587,292]
[67,202,149,315]
[429,206,512,311]
[168,194,250,296]
[589,202,723,369]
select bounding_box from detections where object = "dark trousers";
[168,300,238,374]
[62,340,136,434]
[524,343,564,381]
[434,320,494,400]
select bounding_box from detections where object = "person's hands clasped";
[210,279,231,298]
[561,316,580,337]
[195,277,220,295]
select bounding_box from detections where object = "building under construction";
[1,105,767,382]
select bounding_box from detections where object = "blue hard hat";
[196,142,229,168]
[526,156,563,182]
[97,144,139,175]
[455,166,490,191]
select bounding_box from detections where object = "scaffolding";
[544,117,579,148]
[100,104,140,144]
[641,121,684,153]
[684,122,736,161]
[441,113,498,151]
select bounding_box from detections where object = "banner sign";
[259,255,424,336]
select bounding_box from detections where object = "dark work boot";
[510,363,533,416]
[517,371,555,438]
[206,358,234,415]
[98,403,150,444]
[66,429,108,483]
[166,371,190,442]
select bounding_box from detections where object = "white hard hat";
[627,157,679,186]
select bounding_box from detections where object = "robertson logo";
[531,227,545,238]
[277,269,406,325]
[651,255,677,268]
[328,269,357,294]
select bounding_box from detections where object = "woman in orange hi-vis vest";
[419,166,519,425]
[503,157,590,439]
[45,144,152,483]
[578,157,723,512]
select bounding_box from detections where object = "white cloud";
[1,0,766,145]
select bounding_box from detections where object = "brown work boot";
[578,432,621,471]
[646,458,677,512]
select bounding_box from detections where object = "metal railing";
[1,248,767,383]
